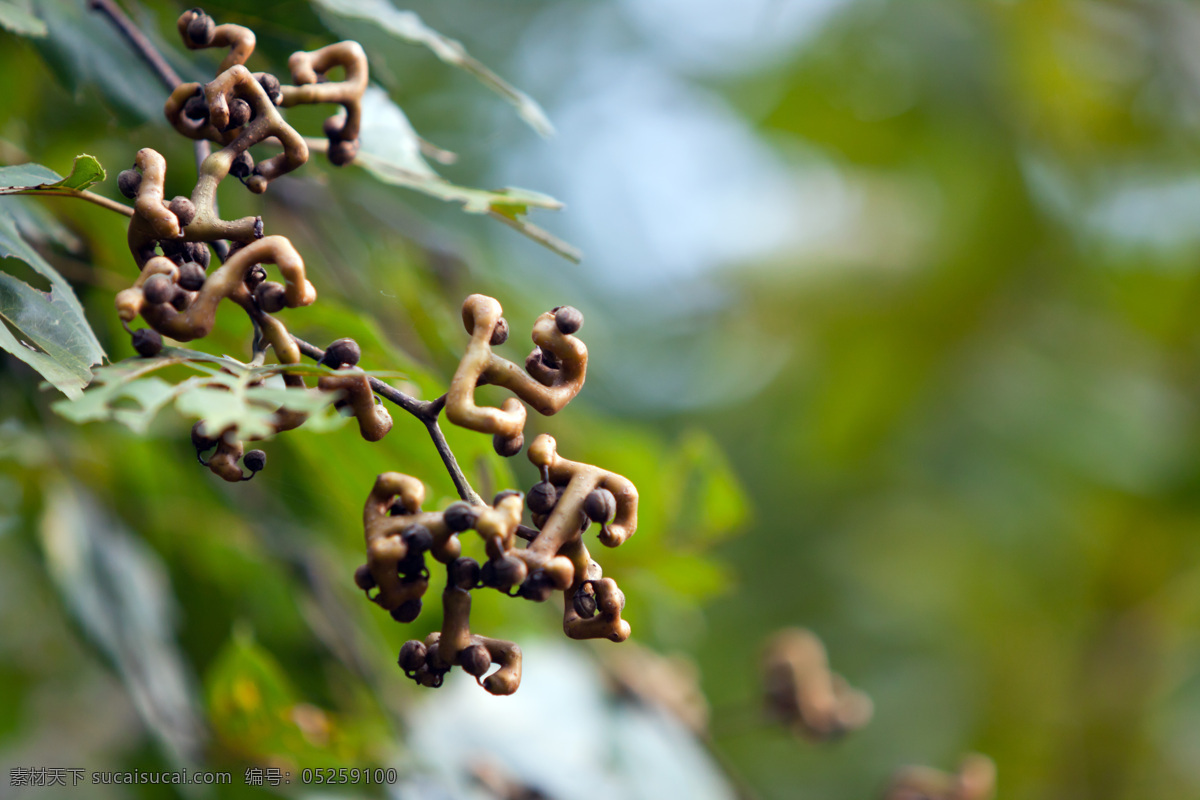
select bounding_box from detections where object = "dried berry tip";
[244,264,267,291]
[230,151,254,180]
[490,317,509,346]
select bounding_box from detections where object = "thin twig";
[290,334,484,506]
[88,0,181,91]
[11,189,134,217]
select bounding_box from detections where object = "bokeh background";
[4,0,1200,798]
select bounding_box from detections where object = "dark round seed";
[527,481,558,515]
[493,432,524,457]
[573,586,598,618]
[184,241,210,270]
[442,502,476,532]
[169,196,196,228]
[584,488,616,523]
[142,274,174,305]
[424,642,443,671]
[183,94,209,122]
[131,328,163,358]
[448,557,480,590]
[490,317,509,346]
[327,139,358,167]
[226,98,251,130]
[320,338,361,369]
[401,524,433,554]
[520,571,554,602]
[254,281,287,313]
[257,73,282,105]
[390,599,422,623]
[230,151,254,179]
[244,449,267,472]
[191,421,217,453]
[459,644,491,677]
[170,288,189,311]
[542,348,561,369]
[117,169,141,199]
[555,306,583,335]
[398,639,426,673]
[481,556,522,590]
[186,11,215,45]
[353,564,376,591]
[178,261,206,291]
[493,489,521,507]
[244,264,267,291]
[323,116,345,140]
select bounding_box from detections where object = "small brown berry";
[191,421,217,453]
[573,585,597,618]
[186,11,215,45]
[459,644,491,677]
[184,241,210,269]
[169,196,196,228]
[320,338,361,369]
[584,488,616,523]
[442,502,476,532]
[527,481,558,515]
[448,557,481,590]
[493,431,524,457]
[225,98,251,131]
[143,274,173,305]
[170,288,189,311]
[230,151,254,179]
[390,599,422,623]
[520,571,554,602]
[555,306,583,335]
[254,281,287,313]
[401,524,433,554]
[490,317,509,346]
[257,73,282,105]
[398,639,426,673]
[131,328,163,358]
[178,261,205,291]
[117,169,141,199]
[244,264,267,291]
[244,449,266,473]
[327,139,358,166]
[183,94,209,122]
[353,564,376,591]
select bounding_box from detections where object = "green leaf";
[0,154,106,194]
[0,196,105,398]
[310,0,554,136]
[355,87,581,262]
[0,0,46,37]
[50,349,371,439]
[29,0,168,123]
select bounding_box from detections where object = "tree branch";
[88,0,181,91]
[290,334,484,506]
[11,189,134,217]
